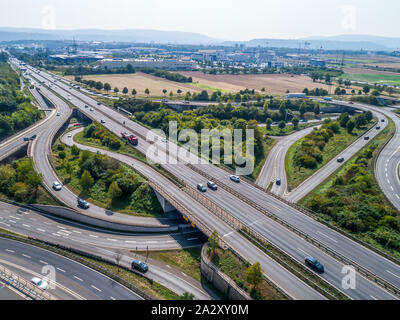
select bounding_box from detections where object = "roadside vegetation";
[206,231,285,300]
[301,119,400,259]
[286,112,375,190]
[0,53,42,140]
[0,157,57,205]
[51,140,164,217]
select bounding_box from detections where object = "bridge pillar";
[154,190,177,213]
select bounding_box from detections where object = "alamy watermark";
[146,121,255,176]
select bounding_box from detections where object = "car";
[52,181,62,191]
[67,134,72,138]
[337,157,344,163]
[131,260,148,273]
[77,198,89,209]
[305,256,324,273]
[29,134,37,141]
[197,183,207,192]
[84,105,88,108]
[23,137,30,141]
[31,277,49,290]
[97,102,101,105]
[89,108,94,111]
[56,112,60,116]
[276,178,281,186]
[68,97,71,101]
[376,126,381,130]
[381,119,385,122]
[364,136,370,140]
[207,181,218,190]
[230,175,241,183]
[348,101,354,104]
[100,120,105,124]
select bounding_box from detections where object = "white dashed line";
[39,260,48,265]
[22,254,31,259]
[36,228,45,232]
[107,238,117,242]
[5,249,14,253]
[370,295,377,300]
[91,285,102,292]
[22,224,31,228]
[89,235,98,238]
[110,296,116,300]
[9,220,16,223]
[387,270,400,279]
[73,275,83,282]
[187,237,198,241]
[125,241,136,243]
[317,231,338,243]
[72,230,82,234]
[56,267,66,273]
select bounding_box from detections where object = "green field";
[187,81,229,93]
[341,73,400,85]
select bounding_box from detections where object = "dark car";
[197,183,207,192]
[337,157,344,163]
[30,134,37,140]
[77,198,89,209]
[276,178,281,186]
[23,137,30,141]
[364,136,370,140]
[207,181,218,190]
[131,260,148,273]
[97,102,101,105]
[376,126,381,130]
[305,256,324,273]
[381,119,385,122]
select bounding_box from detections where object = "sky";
[1,0,399,40]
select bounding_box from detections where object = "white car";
[67,134,72,138]
[89,108,94,111]
[52,181,62,191]
[31,277,49,290]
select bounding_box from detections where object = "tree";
[131,88,137,98]
[266,118,272,130]
[108,181,122,201]
[365,111,373,122]
[177,89,182,96]
[278,101,286,120]
[339,112,350,128]
[346,119,356,134]
[292,117,299,128]
[122,87,128,95]
[363,85,370,95]
[299,102,307,119]
[64,161,74,180]
[246,262,263,289]
[145,88,150,97]
[71,144,80,156]
[169,91,173,98]
[162,89,167,97]
[208,230,219,257]
[26,172,42,196]
[325,74,331,84]
[104,83,111,93]
[114,87,119,94]
[180,292,194,300]
[313,104,321,116]
[58,151,66,160]
[80,170,94,192]
[263,100,268,113]
[278,120,286,130]
[95,81,103,91]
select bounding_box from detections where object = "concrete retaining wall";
[30,204,179,233]
[200,243,251,300]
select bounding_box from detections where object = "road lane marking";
[222,231,234,238]
[146,241,157,244]
[91,285,102,292]
[22,224,31,228]
[297,247,309,256]
[89,235,98,238]
[9,216,20,220]
[387,270,400,279]
[22,254,31,259]
[57,226,66,230]
[125,241,136,243]
[370,295,377,300]
[5,249,14,253]
[9,220,16,223]
[187,237,198,241]
[0,222,10,227]
[56,267,65,273]
[72,230,82,234]
[36,228,45,232]
[39,260,48,265]
[107,238,117,242]
[317,231,338,243]
[110,297,116,300]
[73,276,83,282]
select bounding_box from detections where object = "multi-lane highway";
[286,104,388,202]
[0,238,143,300]
[15,61,400,299]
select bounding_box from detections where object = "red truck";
[121,132,138,146]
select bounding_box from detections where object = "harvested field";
[67,72,204,97]
[179,72,334,94]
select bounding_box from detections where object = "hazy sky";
[1,0,399,40]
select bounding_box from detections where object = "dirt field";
[67,72,204,97]
[343,67,400,76]
[179,72,334,94]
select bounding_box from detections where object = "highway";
[18,62,327,300]
[0,237,143,300]
[256,125,320,196]
[17,61,400,299]
[64,126,395,299]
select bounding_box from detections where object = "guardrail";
[186,163,400,298]
[0,232,153,300]
[0,264,56,300]
[181,181,343,300]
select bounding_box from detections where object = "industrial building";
[98,58,196,70]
